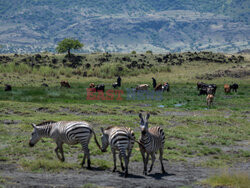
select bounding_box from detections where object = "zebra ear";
[31,123,37,129]
[100,127,104,134]
[146,113,150,120]
[139,113,143,120]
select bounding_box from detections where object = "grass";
[20,159,80,172]
[0,52,249,175]
[201,171,250,188]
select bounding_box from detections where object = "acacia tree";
[56,38,83,57]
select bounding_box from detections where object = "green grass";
[20,159,80,172]
[0,52,249,174]
[201,171,250,188]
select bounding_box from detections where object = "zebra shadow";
[148,172,175,180]
[117,172,146,179]
[86,166,106,172]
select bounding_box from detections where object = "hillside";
[0,0,249,53]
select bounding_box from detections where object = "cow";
[89,83,95,88]
[209,84,217,95]
[199,87,207,96]
[60,81,71,88]
[230,83,238,92]
[112,82,119,89]
[224,84,230,93]
[198,83,216,96]
[162,82,170,92]
[206,94,214,107]
[95,84,105,92]
[207,85,217,95]
[136,84,149,91]
[154,84,163,91]
[4,84,12,91]
[197,82,208,90]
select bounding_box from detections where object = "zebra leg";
[82,147,91,169]
[112,149,117,172]
[119,153,124,171]
[54,146,61,160]
[148,153,156,173]
[140,149,147,175]
[159,148,166,174]
[59,144,65,162]
[55,143,65,162]
[121,153,129,177]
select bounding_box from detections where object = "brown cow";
[89,83,95,88]
[136,84,149,91]
[224,84,230,93]
[154,84,163,91]
[206,94,214,107]
[60,81,71,88]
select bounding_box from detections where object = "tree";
[56,38,83,57]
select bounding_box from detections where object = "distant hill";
[238,49,250,54]
[0,0,249,53]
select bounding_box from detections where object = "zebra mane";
[105,126,115,130]
[36,121,56,127]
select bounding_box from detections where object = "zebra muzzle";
[29,142,35,147]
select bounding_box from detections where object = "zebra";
[29,121,102,169]
[138,113,166,175]
[100,126,135,177]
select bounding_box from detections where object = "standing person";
[117,76,122,87]
[152,77,157,88]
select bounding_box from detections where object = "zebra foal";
[139,113,166,175]
[29,121,102,169]
[100,126,135,177]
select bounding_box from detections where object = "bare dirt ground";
[1,160,249,188]
[0,161,212,188]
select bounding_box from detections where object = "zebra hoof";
[143,171,147,175]
[112,168,116,172]
[87,166,92,170]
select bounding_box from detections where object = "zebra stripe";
[100,126,135,177]
[29,121,101,169]
[139,113,166,175]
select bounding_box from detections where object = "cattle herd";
[4,76,239,107]
[197,82,239,107]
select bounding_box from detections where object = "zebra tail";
[128,135,145,150]
[92,130,102,152]
[134,139,145,150]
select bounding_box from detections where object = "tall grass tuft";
[201,171,250,188]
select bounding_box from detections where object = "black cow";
[95,84,105,92]
[208,84,217,95]
[230,83,238,92]
[198,83,217,95]
[199,87,207,95]
[112,82,119,89]
[4,84,12,91]
[162,83,170,92]
[197,82,208,90]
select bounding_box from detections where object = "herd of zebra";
[29,113,166,177]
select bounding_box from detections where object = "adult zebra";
[100,126,135,177]
[138,113,166,175]
[29,121,102,169]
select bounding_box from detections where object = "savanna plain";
[0,52,249,188]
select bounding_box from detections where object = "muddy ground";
[1,160,249,188]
